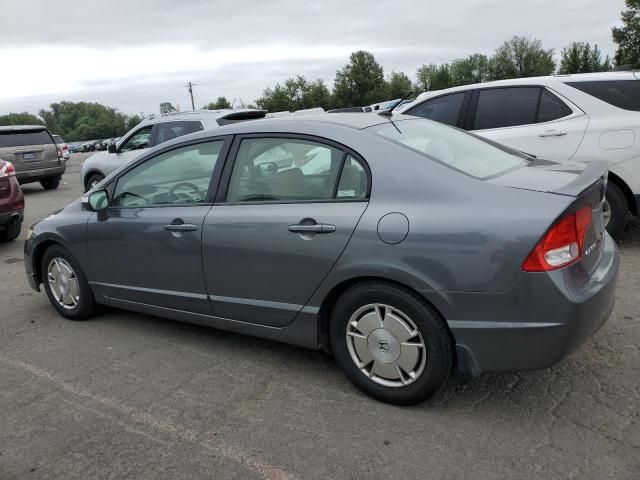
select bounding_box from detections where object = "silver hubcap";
[603,199,611,227]
[47,258,80,309]
[346,304,427,387]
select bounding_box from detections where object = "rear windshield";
[566,80,640,111]
[53,135,64,144]
[0,130,54,148]
[368,119,527,179]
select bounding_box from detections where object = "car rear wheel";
[41,245,96,320]
[604,182,627,237]
[40,176,61,190]
[330,281,453,405]
[85,173,104,192]
[0,221,21,242]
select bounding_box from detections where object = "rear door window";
[0,130,54,148]
[537,89,573,122]
[225,138,369,203]
[406,93,465,126]
[565,80,640,111]
[473,87,540,130]
[153,121,204,145]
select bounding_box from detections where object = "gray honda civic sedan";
[24,113,618,405]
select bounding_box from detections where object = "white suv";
[80,109,266,192]
[397,71,640,236]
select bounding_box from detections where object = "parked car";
[397,71,640,236]
[52,135,71,160]
[68,143,82,153]
[0,125,66,190]
[25,113,618,405]
[0,160,24,241]
[82,140,101,153]
[80,108,267,191]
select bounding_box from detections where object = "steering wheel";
[168,182,202,203]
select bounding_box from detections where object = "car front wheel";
[330,282,453,405]
[85,173,104,192]
[41,245,96,320]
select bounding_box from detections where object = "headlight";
[26,228,33,240]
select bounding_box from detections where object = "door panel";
[202,202,367,327]
[474,115,589,162]
[88,206,212,313]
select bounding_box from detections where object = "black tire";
[605,182,627,238]
[85,173,104,192]
[40,176,61,190]
[330,281,453,405]
[41,245,96,320]
[0,221,21,242]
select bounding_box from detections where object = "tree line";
[1,1,637,136]
[0,102,143,142]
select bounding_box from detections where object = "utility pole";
[185,82,196,110]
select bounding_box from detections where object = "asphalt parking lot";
[1,152,639,479]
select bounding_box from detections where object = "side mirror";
[82,189,109,211]
[108,143,117,154]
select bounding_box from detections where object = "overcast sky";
[0,0,626,116]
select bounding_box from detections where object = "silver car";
[80,109,267,191]
[25,113,618,405]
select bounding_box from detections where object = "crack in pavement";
[0,354,300,480]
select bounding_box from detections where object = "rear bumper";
[16,164,66,184]
[435,234,619,377]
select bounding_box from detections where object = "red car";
[0,160,24,242]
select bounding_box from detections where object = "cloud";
[0,0,625,115]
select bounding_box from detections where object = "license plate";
[23,152,36,160]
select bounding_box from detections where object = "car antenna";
[378,91,413,116]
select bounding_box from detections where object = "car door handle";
[288,224,336,233]
[163,223,198,232]
[539,130,568,137]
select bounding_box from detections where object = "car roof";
[0,125,47,132]
[400,71,639,109]
[137,108,267,127]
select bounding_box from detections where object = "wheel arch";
[32,239,64,286]
[608,170,637,217]
[83,169,105,191]
[316,276,454,356]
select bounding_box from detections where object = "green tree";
[559,42,611,74]
[204,96,232,109]
[612,0,640,68]
[333,51,387,107]
[491,36,555,79]
[449,54,493,86]
[38,101,140,141]
[385,71,413,98]
[415,63,452,91]
[256,76,332,111]
[0,112,44,126]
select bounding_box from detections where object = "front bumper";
[433,234,619,377]
[24,234,40,291]
[16,164,66,184]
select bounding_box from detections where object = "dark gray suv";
[24,114,618,405]
[0,125,66,190]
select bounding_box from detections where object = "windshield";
[368,119,527,179]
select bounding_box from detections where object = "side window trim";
[107,135,233,208]
[215,133,371,205]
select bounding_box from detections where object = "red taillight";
[523,206,593,272]
[0,160,16,177]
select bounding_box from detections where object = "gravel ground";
[1,152,639,479]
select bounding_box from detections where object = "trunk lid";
[498,160,608,274]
